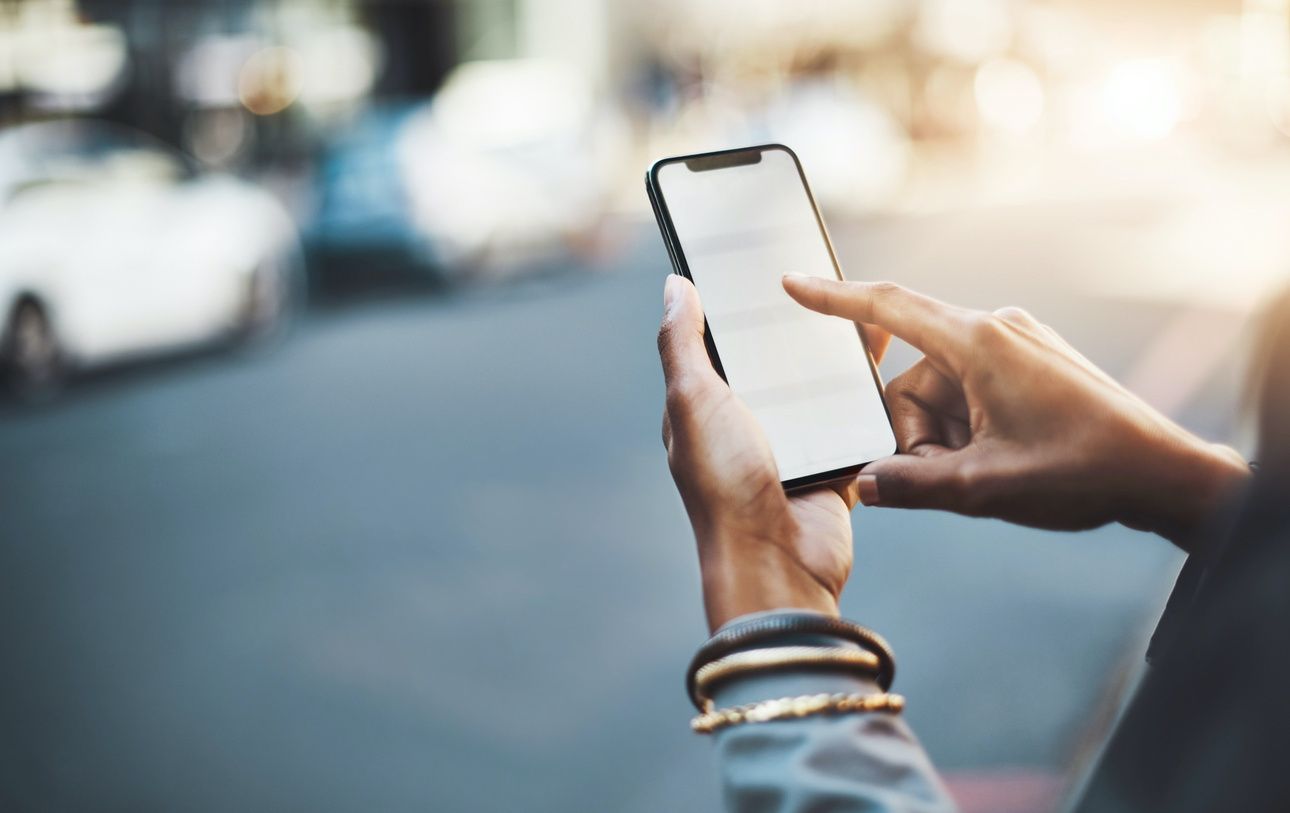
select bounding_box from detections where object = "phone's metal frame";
[646,143,896,492]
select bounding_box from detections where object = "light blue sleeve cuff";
[706,625,958,813]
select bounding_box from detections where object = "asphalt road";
[0,214,1242,811]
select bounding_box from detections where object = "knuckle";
[865,281,903,311]
[886,369,911,391]
[857,281,901,323]
[867,280,903,297]
[950,461,998,514]
[969,314,1012,346]
[993,306,1033,326]
[887,371,920,400]
[665,378,696,412]
[948,466,981,512]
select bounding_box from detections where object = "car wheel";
[3,299,63,401]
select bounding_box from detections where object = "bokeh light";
[1100,58,1184,142]
[238,46,303,116]
[974,57,1045,136]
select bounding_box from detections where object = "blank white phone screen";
[656,147,896,482]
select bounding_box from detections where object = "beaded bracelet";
[691,691,905,734]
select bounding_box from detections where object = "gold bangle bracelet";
[694,646,881,712]
[691,691,905,734]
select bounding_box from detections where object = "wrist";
[1129,437,1251,554]
[697,532,839,632]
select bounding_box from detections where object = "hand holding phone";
[647,144,896,490]
[658,272,869,631]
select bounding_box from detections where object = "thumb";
[658,274,721,392]
[854,452,971,512]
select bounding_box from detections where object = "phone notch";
[684,149,763,173]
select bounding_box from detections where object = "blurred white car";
[0,120,300,398]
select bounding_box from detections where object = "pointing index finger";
[782,275,968,370]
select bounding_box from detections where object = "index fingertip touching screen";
[655,146,896,483]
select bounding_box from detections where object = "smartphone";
[646,144,896,490]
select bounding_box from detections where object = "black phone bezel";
[645,143,896,492]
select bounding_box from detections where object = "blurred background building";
[2,1,1288,811]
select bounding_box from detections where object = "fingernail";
[783,273,807,281]
[856,475,880,506]
[664,275,681,313]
